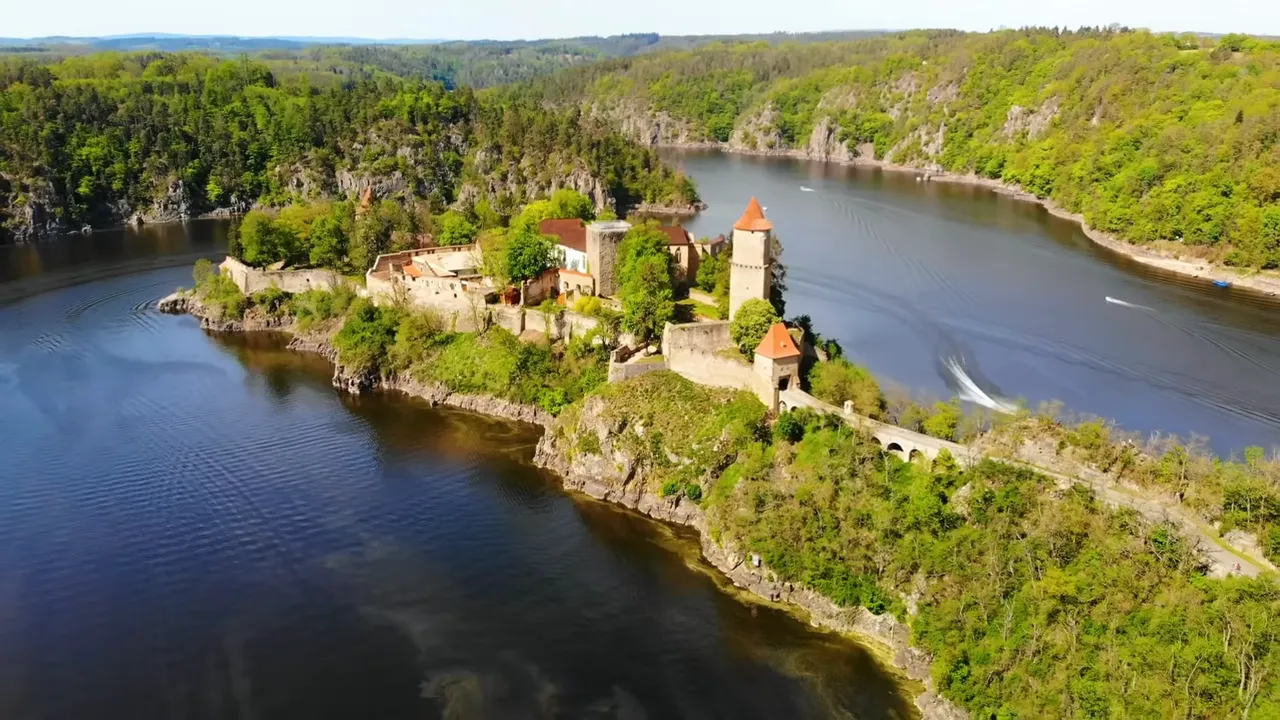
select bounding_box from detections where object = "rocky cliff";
[534,394,967,720]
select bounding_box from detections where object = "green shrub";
[293,284,356,331]
[684,482,703,502]
[250,286,291,316]
[921,401,961,442]
[537,387,570,415]
[1264,526,1280,563]
[572,295,602,315]
[333,299,402,372]
[436,210,479,246]
[933,448,960,476]
[695,252,726,292]
[577,431,602,456]
[773,411,806,443]
[192,258,215,287]
[193,263,249,320]
[386,307,446,372]
[810,358,884,418]
[729,298,780,354]
[660,478,683,497]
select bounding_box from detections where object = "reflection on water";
[0,262,915,719]
[667,149,1280,452]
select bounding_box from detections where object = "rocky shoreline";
[156,292,554,428]
[533,396,967,720]
[629,200,709,218]
[158,289,964,719]
[657,142,1280,297]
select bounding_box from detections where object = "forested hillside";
[521,28,1280,268]
[0,52,697,242]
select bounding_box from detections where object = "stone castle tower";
[728,197,773,320]
[586,220,631,296]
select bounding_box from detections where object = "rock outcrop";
[1001,96,1062,140]
[806,116,857,163]
[157,291,294,333]
[591,100,709,147]
[728,105,786,153]
[135,178,194,225]
[1,174,67,242]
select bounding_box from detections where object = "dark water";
[666,150,1280,454]
[0,229,914,719]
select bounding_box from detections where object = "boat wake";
[941,355,1019,413]
[1105,296,1154,312]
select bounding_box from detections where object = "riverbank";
[659,143,1280,297]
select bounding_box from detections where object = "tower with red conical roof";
[729,197,773,320]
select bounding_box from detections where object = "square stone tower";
[586,220,631,297]
[729,197,773,320]
[752,322,802,411]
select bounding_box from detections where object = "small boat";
[1213,279,1232,288]
[800,186,815,192]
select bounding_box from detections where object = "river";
[0,226,915,718]
[665,149,1280,454]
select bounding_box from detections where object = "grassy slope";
[552,371,1280,719]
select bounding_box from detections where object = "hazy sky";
[6,0,1276,40]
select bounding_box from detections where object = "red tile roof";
[539,218,587,253]
[755,322,801,360]
[401,262,422,278]
[734,197,773,232]
[659,225,692,246]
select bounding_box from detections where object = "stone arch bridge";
[779,389,975,467]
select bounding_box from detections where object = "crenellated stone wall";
[661,321,767,397]
[219,257,343,295]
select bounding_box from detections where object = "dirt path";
[1014,459,1272,578]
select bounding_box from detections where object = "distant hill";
[515,27,1280,269]
[0,30,890,89]
[0,29,885,58]
[0,34,446,53]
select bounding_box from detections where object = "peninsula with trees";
[163,187,1280,720]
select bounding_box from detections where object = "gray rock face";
[1,174,67,243]
[138,178,193,224]
[806,117,856,163]
[335,168,411,201]
[592,101,708,146]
